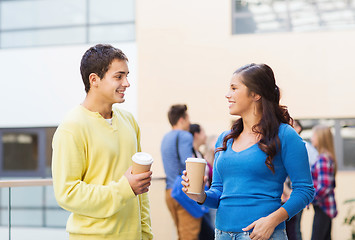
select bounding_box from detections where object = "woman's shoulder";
[278,123,305,148]
[214,130,231,148]
[218,130,231,140]
[318,153,333,162]
[278,123,299,138]
[278,123,293,132]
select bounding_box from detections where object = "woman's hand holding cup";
[181,170,207,204]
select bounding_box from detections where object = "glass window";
[1,27,86,48]
[0,0,86,30]
[89,23,135,43]
[45,127,56,176]
[0,127,56,177]
[2,133,38,171]
[340,120,355,169]
[298,118,355,171]
[0,0,135,49]
[232,0,355,35]
[89,0,135,24]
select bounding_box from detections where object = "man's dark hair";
[80,44,128,93]
[294,119,303,134]
[168,104,188,127]
[189,124,201,136]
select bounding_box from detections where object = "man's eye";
[116,76,122,79]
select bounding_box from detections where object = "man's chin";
[115,98,125,104]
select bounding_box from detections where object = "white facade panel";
[0,43,138,127]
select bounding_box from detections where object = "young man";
[161,104,202,240]
[52,44,153,240]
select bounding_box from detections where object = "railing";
[0,177,175,240]
[0,179,54,240]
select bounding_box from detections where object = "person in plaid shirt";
[310,125,338,240]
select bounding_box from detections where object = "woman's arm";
[281,126,315,219]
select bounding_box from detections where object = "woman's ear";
[251,92,261,102]
[89,73,100,88]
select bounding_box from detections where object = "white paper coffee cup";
[132,152,153,174]
[185,157,207,194]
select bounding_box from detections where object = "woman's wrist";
[197,192,207,204]
[268,207,289,227]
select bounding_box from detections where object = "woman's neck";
[242,113,261,135]
[193,142,201,151]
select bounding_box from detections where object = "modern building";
[1,0,355,239]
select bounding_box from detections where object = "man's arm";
[52,128,136,219]
[178,131,193,165]
[132,119,153,239]
[139,193,153,240]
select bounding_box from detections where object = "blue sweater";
[161,130,193,189]
[204,123,314,232]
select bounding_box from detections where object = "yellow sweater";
[52,105,153,240]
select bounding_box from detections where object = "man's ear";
[177,116,184,125]
[89,73,100,88]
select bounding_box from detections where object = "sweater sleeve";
[139,193,153,240]
[203,131,228,209]
[280,125,315,219]
[134,121,153,239]
[52,128,136,219]
[204,155,223,209]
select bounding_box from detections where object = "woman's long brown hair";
[216,64,292,173]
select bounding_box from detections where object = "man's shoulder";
[161,130,192,145]
[59,105,86,128]
[178,130,193,139]
[112,105,136,123]
[112,105,133,116]
[167,130,192,140]
[54,106,89,139]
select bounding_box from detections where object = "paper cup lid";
[185,157,206,164]
[132,152,153,165]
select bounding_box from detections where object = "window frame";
[0,127,47,177]
[298,118,355,171]
[231,0,355,35]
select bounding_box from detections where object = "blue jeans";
[215,228,288,240]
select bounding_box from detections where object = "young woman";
[182,63,315,240]
[310,125,337,240]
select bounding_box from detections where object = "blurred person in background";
[189,124,212,187]
[189,123,215,240]
[310,125,338,240]
[161,104,202,240]
[283,119,319,240]
[181,63,314,240]
[293,120,318,168]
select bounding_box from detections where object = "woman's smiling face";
[225,73,255,117]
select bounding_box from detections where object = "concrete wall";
[136,0,355,239]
